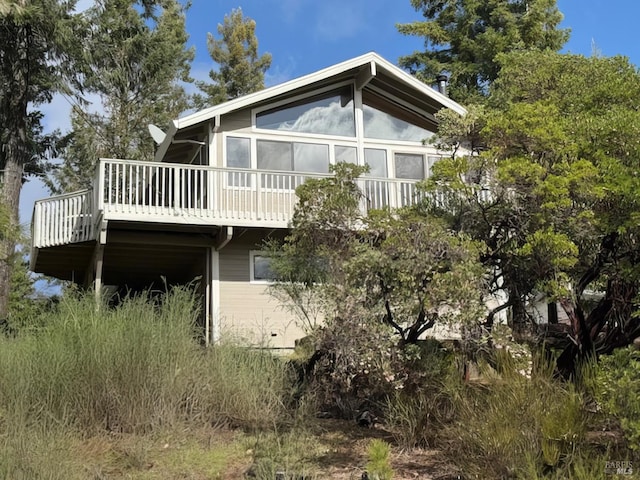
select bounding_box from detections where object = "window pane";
[395,153,424,179]
[293,143,329,173]
[257,140,292,171]
[364,148,387,177]
[427,156,441,178]
[253,255,276,281]
[227,137,250,168]
[256,87,355,136]
[363,91,435,142]
[335,145,357,164]
[227,137,251,186]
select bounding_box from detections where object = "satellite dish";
[148,124,166,145]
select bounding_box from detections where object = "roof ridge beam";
[355,60,376,90]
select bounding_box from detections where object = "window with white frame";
[364,148,388,177]
[226,136,251,186]
[394,153,424,180]
[250,251,276,283]
[255,86,355,137]
[335,145,357,164]
[363,90,435,142]
[256,139,330,174]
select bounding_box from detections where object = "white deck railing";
[96,159,425,226]
[33,158,490,249]
[32,188,95,248]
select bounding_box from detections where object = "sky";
[20,0,640,226]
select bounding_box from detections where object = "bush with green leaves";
[383,339,458,448]
[270,163,485,417]
[444,352,592,478]
[590,347,640,450]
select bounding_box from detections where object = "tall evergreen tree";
[50,0,194,193]
[0,0,77,319]
[195,8,272,108]
[426,51,640,374]
[397,0,569,103]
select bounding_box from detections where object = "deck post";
[208,247,220,344]
[92,220,108,305]
[94,245,104,305]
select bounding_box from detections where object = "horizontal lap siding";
[219,231,304,349]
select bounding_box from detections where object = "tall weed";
[0,287,295,435]
[444,351,590,478]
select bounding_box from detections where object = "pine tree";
[0,0,76,319]
[397,0,569,103]
[49,0,194,193]
[195,8,272,108]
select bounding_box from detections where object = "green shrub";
[444,351,589,478]
[382,339,460,448]
[589,347,640,450]
[366,439,393,480]
[199,343,294,430]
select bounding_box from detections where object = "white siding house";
[30,52,467,348]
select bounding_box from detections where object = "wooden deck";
[32,158,428,250]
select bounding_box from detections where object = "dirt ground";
[222,418,461,480]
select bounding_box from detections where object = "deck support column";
[206,247,220,345]
[89,220,108,305]
[94,245,104,304]
[206,226,233,345]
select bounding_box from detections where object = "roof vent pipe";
[436,73,449,96]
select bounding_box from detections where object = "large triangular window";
[363,90,435,142]
[256,86,355,137]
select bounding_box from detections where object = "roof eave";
[169,51,466,139]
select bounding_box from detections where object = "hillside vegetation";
[0,287,637,479]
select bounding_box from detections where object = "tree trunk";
[0,23,30,320]
[555,279,639,377]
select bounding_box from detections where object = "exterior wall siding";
[218,229,305,349]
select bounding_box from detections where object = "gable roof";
[155,52,466,161]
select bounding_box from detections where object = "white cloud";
[265,56,296,87]
[274,0,306,24]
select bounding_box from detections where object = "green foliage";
[590,347,640,450]
[383,339,459,448]
[50,0,194,193]
[195,8,272,107]
[426,52,640,358]
[269,164,485,416]
[0,287,295,435]
[6,256,57,333]
[0,0,78,319]
[445,354,590,478]
[272,163,485,345]
[398,0,569,103]
[365,439,393,480]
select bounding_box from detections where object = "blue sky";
[185,0,640,84]
[21,0,640,226]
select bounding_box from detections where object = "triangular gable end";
[155,52,466,163]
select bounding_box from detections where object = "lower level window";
[250,251,276,282]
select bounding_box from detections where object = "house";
[30,52,467,349]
